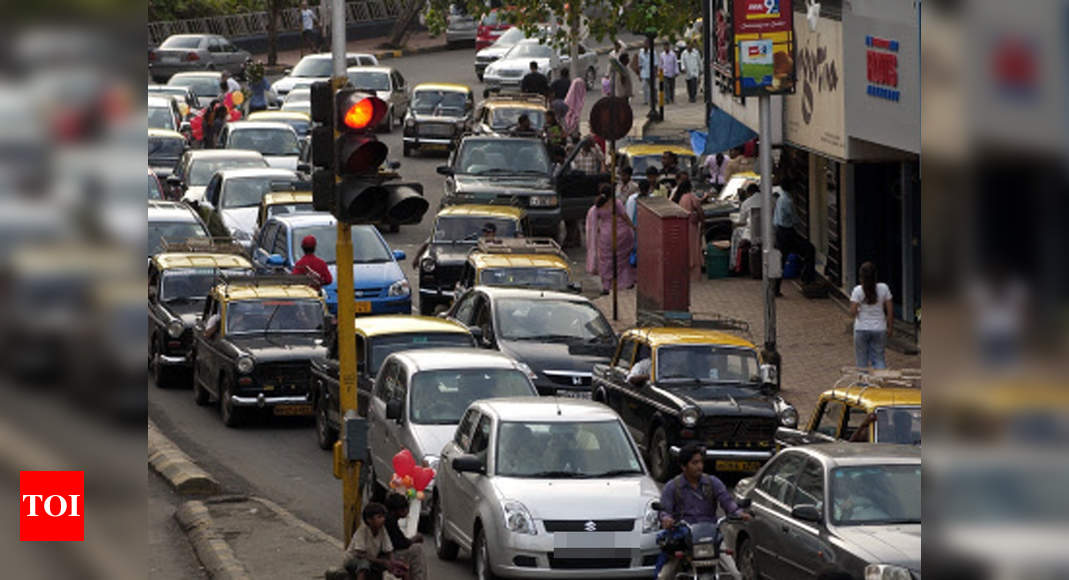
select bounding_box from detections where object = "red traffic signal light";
[336,90,387,131]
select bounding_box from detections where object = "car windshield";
[291,225,392,264]
[226,299,324,334]
[433,216,519,242]
[506,42,553,59]
[160,267,248,302]
[228,128,300,156]
[279,119,311,137]
[456,139,549,174]
[409,368,533,424]
[222,177,299,208]
[148,106,175,131]
[480,267,568,290]
[655,344,760,383]
[148,221,208,256]
[149,137,185,162]
[284,88,311,103]
[160,37,202,49]
[875,407,922,445]
[491,27,524,46]
[266,202,313,219]
[148,174,162,199]
[496,420,644,478]
[830,465,921,526]
[188,157,267,186]
[291,56,333,77]
[490,108,545,130]
[630,154,696,176]
[168,76,220,98]
[149,86,187,99]
[349,71,391,92]
[495,298,614,342]
[368,333,476,374]
[412,90,467,114]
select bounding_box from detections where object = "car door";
[749,451,807,578]
[605,337,637,433]
[193,295,223,395]
[779,458,830,579]
[624,341,654,449]
[253,221,279,267]
[218,37,243,71]
[440,408,479,539]
[471,295,495,349]
[368,358,398,482]
[391,71,409,117]
[206,37,224,68]
[381,363,410,477]
[812,400,846,440]
[453,412,492,547]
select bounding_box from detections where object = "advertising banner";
[732,0,796,96]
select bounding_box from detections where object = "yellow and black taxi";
[415,204,527,315]
[454,237,578,295]
[246,110,313,141]
[148,248,254,386]
[777,369,922,448]
[401,83,474,157]
[309,315,476,449]
[190,275,328,427]
[618,142,698,188]
[591,327,797,481]
[256,190,314,231]
[472,93,547,135]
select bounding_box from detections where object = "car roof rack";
[834,367,922,390]
[159,237,248,256]
[216,273,318,293]
[638,310,753,340]
[475,237,566,259]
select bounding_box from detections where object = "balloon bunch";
[389,449,435,501]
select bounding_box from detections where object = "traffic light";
[310,81,335,212]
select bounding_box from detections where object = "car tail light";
[185,52,200,62]
[148,50,157,62]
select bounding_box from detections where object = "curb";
[148,420,221,496]
[176,500,253,580]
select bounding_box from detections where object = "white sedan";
[483,39,599,93]
[269,52,379,97]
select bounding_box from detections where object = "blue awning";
[689,105,758,156]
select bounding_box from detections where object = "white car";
[198,167,302,249]
[169,149,269,203]
[473,26,525,81]
[269,52,379,97]
[148,95,182,132]
[484,38,599,93]
[217,121,303,171]
[434,397,662,578]
[346,66,411,132]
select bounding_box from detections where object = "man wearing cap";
[292,235,333,289]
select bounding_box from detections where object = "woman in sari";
[671,179,705,279]
[563,77,586,138]
[586,184,636,294]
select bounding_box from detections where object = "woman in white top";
[849,261,893,369]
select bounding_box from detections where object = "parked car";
[270,52,379,97]
[190,276,328,426]
[438,135,560,236]
[147,200,210,259]
[148,95,183,132]
[445,4,477,47]
[474,26,525,81]
[149,34,251,82]
[415,204,528,315]
[216,121,304,171]
[148,128,188,182]
[194,167,303,250]
[346,65,410,132]
[251,213,410,315]
[364,349,538,524]
[722,443,921,580]
[256,190,313,231]
[402,82,474,157]
[484,38,599,93]
[168,149,269,202]
[147,249,253,386]
[445,286,616,397]
[472,93,547,135]
[592,326,796,481]
[776,369,922,448]
[310,315,476,448]
[454,237,578,295]
[475,9,511,51]
[434,397,663,577]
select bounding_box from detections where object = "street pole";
[610,141,618,321]
[758,95,779,377]
[646,34,658,121]
[702,0,712,121]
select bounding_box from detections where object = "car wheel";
[403,143,412,157]
[220,376,243,427]
[476,72,484,81]
[150,336,167,388]
[381,109,394,133]
[433,495,459,560]
[315,392,338,449]
[473,527,498,580]
[648,426,673,481]
[591,387,606,403]
[585,66,596,90]
[737,538,760,580]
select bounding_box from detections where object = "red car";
[475,10,511,51]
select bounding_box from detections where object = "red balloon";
[392,449,416,479]
[412,466,435,492]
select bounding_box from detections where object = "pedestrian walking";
[638,39,655,105]
[659,42,678,104]
[383,493,427,580]
[772,186,796,296]
[562,77,586,138]
[520,61,549,95]
[681,43,702,103]
[611,53,634,101]
[671,179,704,280]
[626,178,650,224]
[850,261,894,369]
[549,66,571,100]
[292,235,333,289]
[245,62,272,113]
[300,1,320,56]
[546,89,569,124]
[585,184,636,294]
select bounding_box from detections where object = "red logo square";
[20,471,84,541]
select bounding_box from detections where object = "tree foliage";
[149,0,272,22]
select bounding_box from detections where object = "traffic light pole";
[759,94,780,382]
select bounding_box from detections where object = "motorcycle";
[651,498,750,580]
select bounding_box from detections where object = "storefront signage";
[731,0,796,96]
[865,36,900,102]
[784,13,845,159]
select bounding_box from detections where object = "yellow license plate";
[715,460,762,472]
[354,301,371,314]
[274,404,313,416]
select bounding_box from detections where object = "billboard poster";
[732,0,796,96]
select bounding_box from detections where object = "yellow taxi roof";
[626,327,756,350]
[821,385,923,410]
[471,253,570,270]
[148,128,186,140]
[154,253,252,270]
[729,171,760,180]
[437,204,525,220]
[487,102,547,111]
[262,191,313,205]
[620,144,695,157]
[354,315,471,337]
[413,83,471,93]
[221,284,321,301]
[247,110,312,122]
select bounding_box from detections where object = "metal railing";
[148,0,404,46]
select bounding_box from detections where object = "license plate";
[161,56,180,64]
[274,404,313,416]
[715,460,762,472]
[354,301,371,314]
[557,390,591,399]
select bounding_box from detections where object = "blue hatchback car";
[252,212,411,316]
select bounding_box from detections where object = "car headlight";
[502,500,537,535]
[388,279,410,297]
[528,194,558,207]
[680,406,700,428]
[692,542,716,559]
[515,362,538,382]
[865,564,913,580]
[420,257,436,273]
[642,500,660,533]
[236,355,254,374]
[167,320,184,338]
[779,406,799,427]
[405,117,415,128]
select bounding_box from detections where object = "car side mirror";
[651,501,663,511]
[385,398,403,422]
[437,166,454,176]
[297,162,311,173]
[452,454,485,474]
[791,504,821,523]
[392,249,406,260]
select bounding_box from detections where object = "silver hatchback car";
[434,397,663,578]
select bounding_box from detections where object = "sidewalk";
[641,97,706,141]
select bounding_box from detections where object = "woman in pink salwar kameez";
[585,185,636,294]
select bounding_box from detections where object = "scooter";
[652,498,750,580]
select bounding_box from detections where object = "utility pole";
[702,0,712,121]
[759,94,780,381]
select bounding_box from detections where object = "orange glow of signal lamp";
[343,98,376,129]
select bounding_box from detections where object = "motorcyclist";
[656,442,751,580]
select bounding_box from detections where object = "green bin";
[705,243,729,279]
